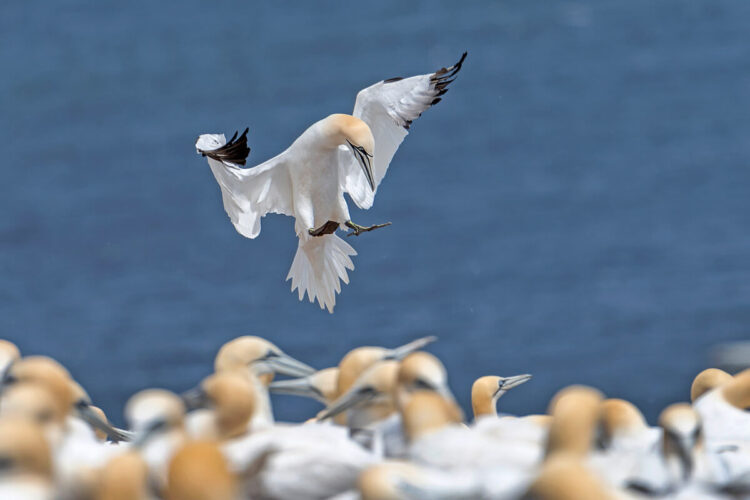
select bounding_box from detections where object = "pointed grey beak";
[317,387,375,421]
[269,376,326,404]
[386,336,438,361]
[347,140,375,191]
[263,352,316,378]
[180,386,209,411]
[75,402,133,442]
[498,374,532,391]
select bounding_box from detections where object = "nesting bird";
[196,54,467,312]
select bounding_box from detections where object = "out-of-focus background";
[2,0,749,425]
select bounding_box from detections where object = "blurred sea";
[2,0,750,425]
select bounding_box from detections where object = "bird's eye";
[414,378,434,391]
[358,386,377,397]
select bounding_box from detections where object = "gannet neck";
[0,417,52,479]
[402,391,463,442]
[166,441,236,500]
[691,368,732,402]
[200,372,255,439]
[545,385,604,458]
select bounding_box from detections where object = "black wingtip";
[200,127,251,166]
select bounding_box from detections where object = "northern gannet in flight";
[196,53,467,312]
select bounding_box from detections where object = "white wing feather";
[340,53,466,209]
[206,153,293,239]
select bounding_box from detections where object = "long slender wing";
[340,53,467,209]
[197,130,293,239]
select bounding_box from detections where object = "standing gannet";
[213,336,315,429]
[196,54,467,312]
[626,403,728,498]
[0,418,53,500]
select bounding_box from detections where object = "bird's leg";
[345,220,392,237]
[308,220,341,237]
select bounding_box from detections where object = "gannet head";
[0,417,52,480]
[98,452,149,500]
[401,391,464,442]
[0,339,20,376]
[396,352,455,410]
[336,336,438,399]
[195,128,250,166]
[182,372,255,440]
[471,374,532,419]
[318,360,400,426]
[545,385,604,458]
[166,441,237,500]
[214,336,315,385]
[525,454,611,500]
[0,382,60,428]
[597,398,647,449]
[691,368,732,402]
[3,356,75,422]
[328,114,376,191]
[125,389,185,447]
[659,403,702,482]
[269,367,339,405]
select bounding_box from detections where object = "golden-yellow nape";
[690,368,732,402]
[401,390,464,442]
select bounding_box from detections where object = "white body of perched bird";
[196,54,466,312]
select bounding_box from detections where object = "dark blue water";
[2,1,750,426]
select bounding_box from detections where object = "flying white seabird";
[196,53,466,312]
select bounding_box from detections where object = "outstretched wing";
[340,52,467,209]
[197,130,293,239]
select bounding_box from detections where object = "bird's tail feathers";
[286,233,356,313]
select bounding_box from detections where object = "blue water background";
[2,1,750,425]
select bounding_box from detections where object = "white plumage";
[197,53,466,312]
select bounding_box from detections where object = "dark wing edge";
[198,128,251,166]
[405,51,467,130]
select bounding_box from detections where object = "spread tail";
[286,233,357,313]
